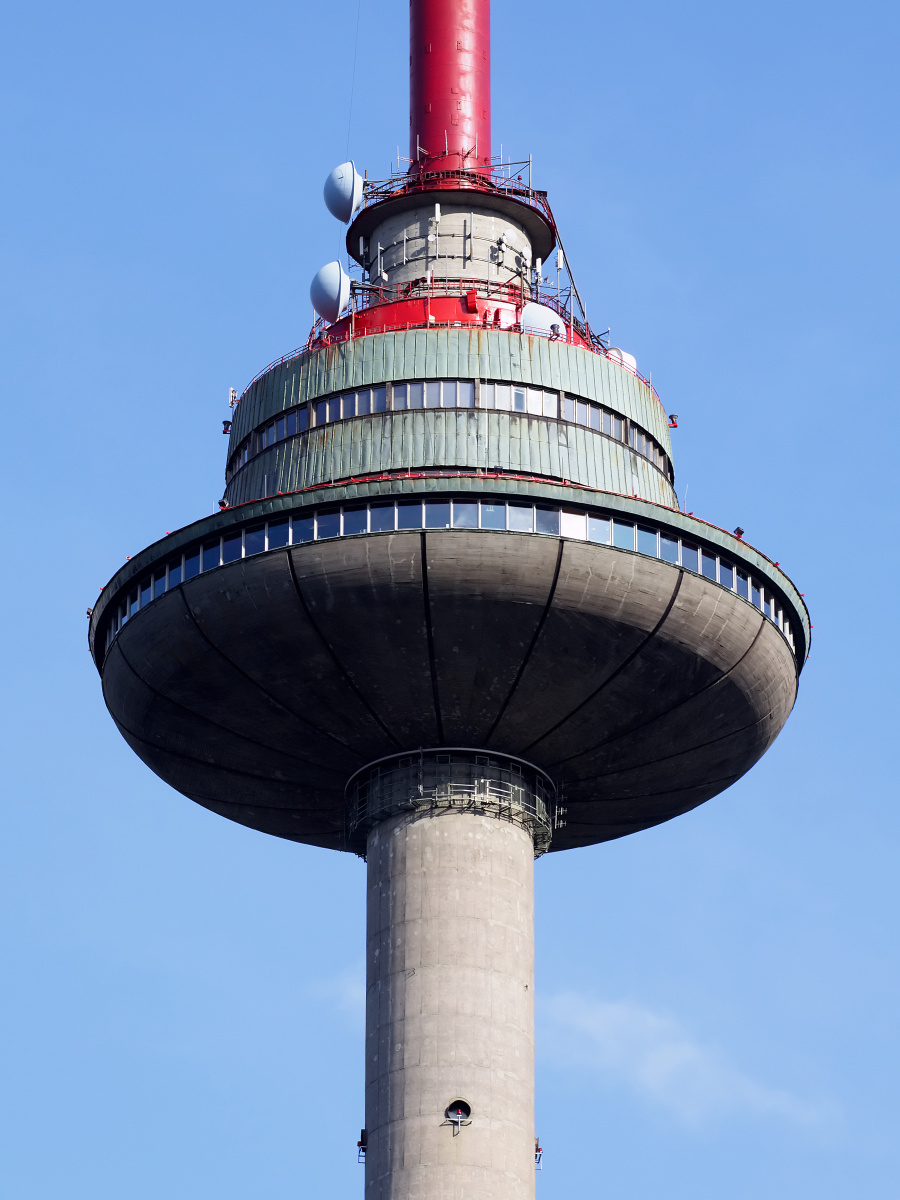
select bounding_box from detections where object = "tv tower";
[89,1,808,1195]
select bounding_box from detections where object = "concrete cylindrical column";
[364,807,536,1200]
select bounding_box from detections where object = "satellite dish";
[323,161,363,223]
[310,261,351,323]
[520,302,567,336]
[608,346,638,372]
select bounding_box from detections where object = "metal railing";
[345,749,557,857]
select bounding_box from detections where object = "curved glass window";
[226,380,671,484]
[105,502,797,660]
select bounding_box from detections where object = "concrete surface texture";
[96,525,800,851]
[365,807,535,1200]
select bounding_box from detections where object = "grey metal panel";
[225,411,677,512]
[229,333,671,464]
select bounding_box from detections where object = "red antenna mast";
[409,0,491,172]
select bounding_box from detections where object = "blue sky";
[1,0,897,1196]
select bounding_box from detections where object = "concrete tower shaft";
[365,810,535,1200]
[410,0,491,171]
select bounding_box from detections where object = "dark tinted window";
[267,519,290,548]
[317,512,340,539]
[637,526,658,556]
[202,540,221,571]
[356,389,371,415]
[153,570,167,599]
[369,504,395,532]
[245,525,265,556]
[397,501,422,529]
[701,551,717,581]
[751,583,761,608]
[292,516,315,543]
[720,561,734,588]
[223,533,242,563]
[316,400,327,424]
[681,543,699,572]
[297,407,309,432]
[372,386,386,412]
[140,578,152,607]
[424,501,451,528]
[736,570,749,598]
[343,508,368,535]
[179,554,194,582]
[286,411,297,435]
[660,534,678,563]
[342,392,356,418]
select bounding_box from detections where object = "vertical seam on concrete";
[107,625,352,770]
[521,570,685,754]
[285,550,403,749]
[547,610,770,766]
[484,538,565,744]
[420,531,445,744]
[175,587,364,755]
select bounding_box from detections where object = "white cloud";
[541,992,830,1129]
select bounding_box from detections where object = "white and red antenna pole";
[409,0,491,172]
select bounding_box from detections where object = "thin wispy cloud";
[541,992,832,1129]
[306,960,365,1029]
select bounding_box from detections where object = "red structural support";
[410,0,491,173]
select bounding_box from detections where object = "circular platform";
[96,520,801,852]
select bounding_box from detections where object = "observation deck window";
[588,514,611,544]
[397,501,423,529]
[638,526,658,556]
[293,516,315,543]
[101,499,799,662]
[661,534,679,563]
[343,508,368,536]
[268,518,290,548]
[370,504,396,532]
[317,512,341,539]
[508,502,534,532]
[561,510,586,539]
[613,520,636,550]
[481,503,506,529]
[424,501,451,529]
[452,501,478,528]
[245,525,265,556]
[228,380,671,486]
[535,508,559,536]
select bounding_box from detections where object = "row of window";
[227,380,671,482]
[103,500,796,656]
